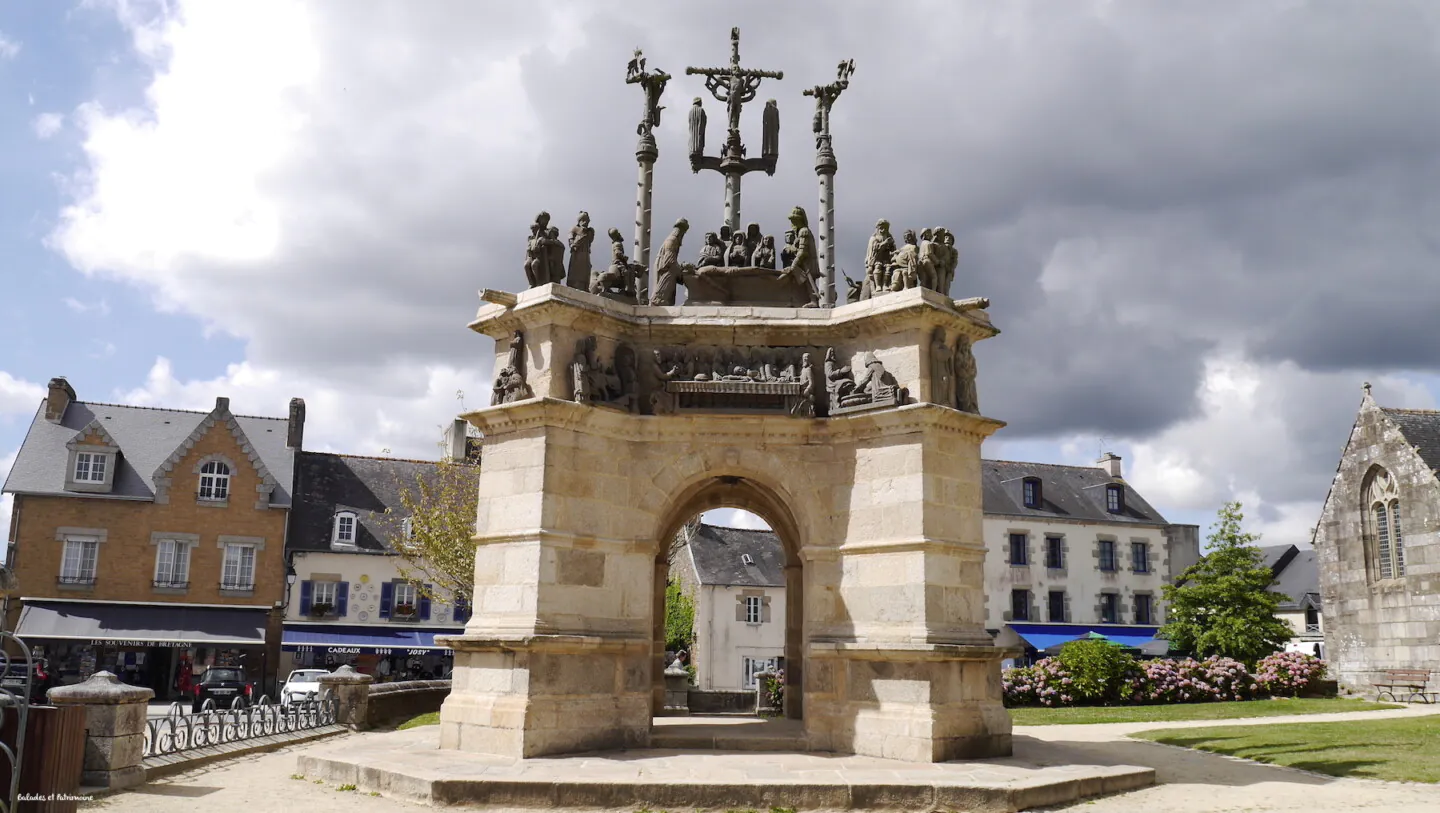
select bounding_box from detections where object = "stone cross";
[686,28,784,231]
[804,59,855,308]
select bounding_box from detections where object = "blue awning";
[281,624,465,656]
[1008,624,1163,653]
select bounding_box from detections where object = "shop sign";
[90,640,194,648]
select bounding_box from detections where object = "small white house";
[1260,544,1325,658]
[671,521,787,691]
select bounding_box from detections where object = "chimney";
[287,398,306,449]
[44,377,76,423]
[445,418,467,461]
[214,396,230,414]
[1098,452,1123,479]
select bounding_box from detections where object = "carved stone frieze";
[491,331,533,406]
[825,348,908,416]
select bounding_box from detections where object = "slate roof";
[1259,543,1320,609]
[288,452,476,554]
[980,460,1168,525]
[3,400,295,507]
[684,523,786,588]
[1383,407,1440,474]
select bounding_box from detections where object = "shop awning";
[16,600,268,647]
[1008,624,1165,653]
[281,624,465,656]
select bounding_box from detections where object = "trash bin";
[0,704,87,813]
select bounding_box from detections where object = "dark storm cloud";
[56,0,1440,451]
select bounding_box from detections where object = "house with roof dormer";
[2,377,302,699]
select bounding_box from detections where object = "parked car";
[0,660,52,704]
[192,667,251,712]
[280,669,329,707]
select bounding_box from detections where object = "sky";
[3,0,1440,545]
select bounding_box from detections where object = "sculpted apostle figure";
[697,232,725,267]
[649,218,689,306]
[890,229,920,291]
[751,235,776,269]
[929,328,954,408]
[782,206,822,307]
[938,229,959,293]
[761,99,780,161]
[954,337,979,413]
[544,226,566,284]
[726,232,749,267]
[566,211,595,290]
[523,211,551,287]
[863,219,895,298]
[918,228,941,291]
[687,97,706,159]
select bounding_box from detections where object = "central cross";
[685,28,784,232]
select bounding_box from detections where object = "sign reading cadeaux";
[289,645,451,656]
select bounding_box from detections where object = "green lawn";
[1009,697,1397,726]
[397,711,440,730]
[1137,716,1440,783]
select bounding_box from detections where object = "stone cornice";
[460,398,1005,445]
[469,283,1000,344]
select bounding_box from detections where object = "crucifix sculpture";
[686,27,783,232]
[804,58,855,308]
[625,48,671,301]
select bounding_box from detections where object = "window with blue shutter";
[336,582,350,617]
[379,581,394,618]
[299,580,313,615]
[419,585,432,621]
[453,595,471,623]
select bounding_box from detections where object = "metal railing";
[142,691,339,759]
[0,631,34,813]
[56,575,95,586]
[1305,623,1321,634]
[152,579,189,589]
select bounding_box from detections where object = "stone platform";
[296,724,1153,812]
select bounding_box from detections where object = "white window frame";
[153,539,192,587]
[334,512,358,545]
[60,537,99,584]
[312,580,338,608]
[73,452,107,484]
[221,542,256,590]
[741,656,779,689]
[199,460,231,502]
[744,595,763,624]
[1106,485,1123,513]
[393,582,419,614]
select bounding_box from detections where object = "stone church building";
[1313,388,1440,688]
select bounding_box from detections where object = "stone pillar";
[661,664,691,716]
[633,135,657,300]
[724,171,741,233]
[47,671,151,790]
[816,144,838,307]
[317,664,374,730]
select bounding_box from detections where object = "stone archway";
[437,285,1013,762]
[653,473,807,720]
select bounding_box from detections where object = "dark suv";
[192,667,251,712]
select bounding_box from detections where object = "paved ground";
[87,704,1440,812]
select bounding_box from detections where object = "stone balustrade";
[47,670,153,790]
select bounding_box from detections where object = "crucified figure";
[804,58,855,150]
[626,47,672,137]
[686,27,783,149]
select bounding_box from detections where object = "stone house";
[669,520,787,692]
[2,377,301,699]
[1313,389,1440,689]
[280,434,479,683]
[982,454,1200,657]
[1260,544,1324,658]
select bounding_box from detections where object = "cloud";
[44,0,1440,530]
[62,297,111,316]
[0,31,20,60]
[0,448,17,554]
[32,113,64,140]
[0,373,45,419]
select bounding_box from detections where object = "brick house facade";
[2,377,302,699]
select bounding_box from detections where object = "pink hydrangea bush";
[1255,651,1326,696]
[1001,658,1077,707]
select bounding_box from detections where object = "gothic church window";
[1363,466,1406,581]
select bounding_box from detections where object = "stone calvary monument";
[441,29,1011,764]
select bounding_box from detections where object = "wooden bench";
[1374,669,1436,703]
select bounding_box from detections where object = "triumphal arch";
[438,29,1011,764]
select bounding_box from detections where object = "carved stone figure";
[762,99,780,160]
[918,228,941,291]
[523,211,551,287]
[781,207,821,307]
[890,229,920,291]
[613,343,640,413]
[843,272,863,304]
[726,232,749,267]
[824,347,856,406]
[854,354,900,403]
[780,229,798,269]
[929,328,954,408]
[626,48,671,137]
[688,97,706,158]
[649,348,681,415]
[491,331,533,406]
[864,219,895,298]
[791,352,816,417]
[697,232,725,267]
[566,212,595,290]
[650,219,690,306]
[571,337,598,405]
[744,223,763,260]
[938,228,959,294]
[543,226,566,284]
[751,235,776,269]
[954,337,979,413]
[592,228,637,301]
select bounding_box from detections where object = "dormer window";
[741,553,754,566]
[64,422,120,494]
[198,461,230,501]
[74,452,107,483]
[333,512,358,545]
[1022,477,1042,508]
[1106,484,1124,513]
[400,517,414,540]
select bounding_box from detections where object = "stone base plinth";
[437,634,650,759]
[805,642,1014,762]
[298,725,1155,812]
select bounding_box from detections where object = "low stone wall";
[368,679,451,728]
[687,689,755,715]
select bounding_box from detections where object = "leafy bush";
[1001,658,1077,707]
[1256,651,1326,696]
[1055,638,1142,704]
[757,669,785,712]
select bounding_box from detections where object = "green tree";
[664,579,696,653]
[386,454,481,604]
[1160,501,1293,665]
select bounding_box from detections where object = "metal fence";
[0,631,34,813]
[142,692,339,758]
